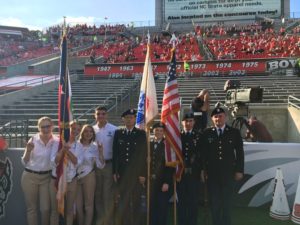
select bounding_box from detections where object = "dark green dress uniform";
[202,124,244,225]
[149,138,174,225]
[112,126,147,225]
[177,129,202,225]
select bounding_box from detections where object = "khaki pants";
[49,178,58,225]
[50,177,77,225]
[65,178,77,225]
[21,171,50,225]
[95,163,114,225]
[76,171,96,225]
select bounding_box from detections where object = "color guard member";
[202,107,244,225]
[177,112,202,225]
[112,109,147,225]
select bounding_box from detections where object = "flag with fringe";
[136,41,158,129]
[56,31,73,216]
[161,48,184,181]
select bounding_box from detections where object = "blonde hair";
[79,124,95,144]
[37,116,53,127]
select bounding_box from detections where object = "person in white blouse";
[49,121,83,225]
[21,117,59,225]
[76,124,105,225]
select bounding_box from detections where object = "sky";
[0,0,155,30]
[0,0,299,31]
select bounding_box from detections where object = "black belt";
[52,175,76,183]
[25,168,51,175]
[105,159,113,163]
[76,168,95,178]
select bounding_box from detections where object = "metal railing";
[0,120,29,148]
[0,74,140,142]
[0,75,60,95]
[75,78,140,123]
[290,12,300,19]
[288,95,300,110]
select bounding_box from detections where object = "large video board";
[164,0,281,23]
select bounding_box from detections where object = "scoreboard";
[164,0,282,23]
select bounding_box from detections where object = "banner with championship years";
[85,58,298,78]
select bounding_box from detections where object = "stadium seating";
[202,23,300,59]
[1,75,300,131]
[0,77,139,133]
[77,32,203,63]
[0,23,128,66]
[154,76,300,109]
[0,38,60,66]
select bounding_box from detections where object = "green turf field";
[166,206,295,225]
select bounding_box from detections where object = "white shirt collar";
[215,124,226,132]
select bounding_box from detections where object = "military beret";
[121,109,137,117]
[210,107,225,117]
[152,122,165,129]
[182,112,194,121]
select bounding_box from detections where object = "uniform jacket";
[112,127,147,180]
[181,129,202,177]
[150,139,174,187]
[202,124,244,180]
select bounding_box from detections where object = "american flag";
[56,29,72,216]
[161,48,184,181]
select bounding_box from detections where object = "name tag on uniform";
[194,112,203,116]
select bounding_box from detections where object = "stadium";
[0,0,300,224]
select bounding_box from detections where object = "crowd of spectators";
[293,25,300,34]
[77,21,300,64]
[202,23,300,59]
[68,24,126,36]
[0,23,127,66]
[195,23,264,38]
[1,21,300,67]
[135,32,203,62]
[0,35,59,66]
[78,32,203,63]
[77,35,137,63]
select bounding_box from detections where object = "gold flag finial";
[63,16,67,36]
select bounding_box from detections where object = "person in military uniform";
[149,122,174,225]
[112,109,147,225]
[177,112,202,225]
[202,107,244,225]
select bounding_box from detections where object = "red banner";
[84,59,268,78]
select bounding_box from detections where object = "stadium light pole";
[104,16,108,42]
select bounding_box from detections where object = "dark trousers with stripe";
[150,181,172,225]
[177,173,200,225]
[207,177,234,225]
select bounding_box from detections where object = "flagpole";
[136,30,157,225]
[173,175,177,225]
[146,127,151,225]
[145,31,151,225]
[61,16,68,133]
[57,16,70,221]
